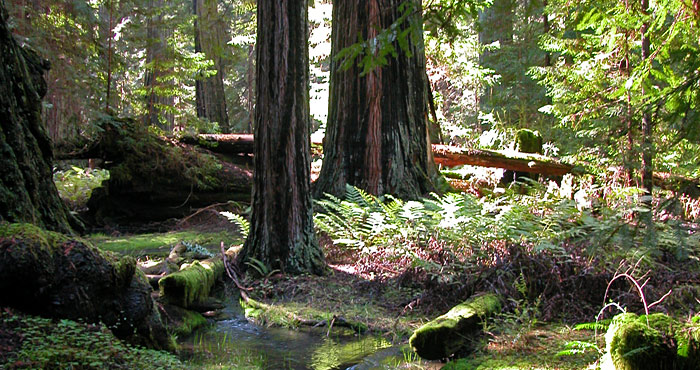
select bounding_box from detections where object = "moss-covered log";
[409,293,502,360]
[0,3,78,233]
[603,313,700,370]
[0,223,174,351]
[158,258,224,308]
[84,116,252,225]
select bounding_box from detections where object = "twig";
[177,201,238,227]
[220,241,251,302]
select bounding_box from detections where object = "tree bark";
[240,0,325,275]
[314,0,439,200]
[0,3,76,234]
[193,0,230,133]
[143,0,175,130]
[478,0,515,116]
[640,0,653,208]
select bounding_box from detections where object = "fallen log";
[180,134,576,177]
[180,133,254,155]
[158,257,224,308]
[409,293,502,360]
[432,145,576,177]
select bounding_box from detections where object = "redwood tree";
[314,0,440,200]
[193,0,230,132]
[240,0,324,275]
[0,2,76,233]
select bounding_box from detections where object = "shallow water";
[180,301,441,370]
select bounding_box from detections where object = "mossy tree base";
[0,223,174,351]
[409,293,502,360]
[0,3,78,233]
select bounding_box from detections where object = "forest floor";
[85,214,603,370]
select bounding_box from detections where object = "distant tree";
[193,0,230,132]
[314,0,439,200]
[0,2,76,233]
[240,0,325,275]
[143,0,175,130]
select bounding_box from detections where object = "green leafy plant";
[53,166,109,211]
[245,257,280,279]
[220,211,250,238]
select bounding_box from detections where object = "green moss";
[159,259,224,308]
[172,309,208,337]
[89,230,240,256]
[605,313,700,370]
[409,293,501,360]
[0,222,67,251]
[515,129,543,154]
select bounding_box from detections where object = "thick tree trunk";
[193,0,229,133]
[314,0,439,200]
[0,3,76,233]
[240,0,324,275]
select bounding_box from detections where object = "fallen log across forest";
[57,132,699,199]
[178,135,698,197]
[431,144,576,177]
[177,134,578,177]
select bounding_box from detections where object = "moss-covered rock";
[158,304,208,337]
[515,129,543,154]
[604,312,700,370]
[409,293,501,360]
[158,258,224,308]
[0,223,174,351]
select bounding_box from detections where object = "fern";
[220,211,250,238]
[556,340,602,357]
[573,319,612,331]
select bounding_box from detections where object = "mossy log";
[158,258,224,308]
[83,117,252,225]
[409,293,502,360]
[603,313,700,370]
[0,223,174,351]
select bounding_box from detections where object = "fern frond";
[220,211,250,238]
[574,319,612,331]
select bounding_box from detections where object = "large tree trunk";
[240,0,325,275]
[314,0,439,200]
[193,0,230,133]
[0,3,76,234]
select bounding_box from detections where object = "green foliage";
[533,0,700,174]
[245,257,280,279]
[0,311,183,369]
[220,211,250,238]
[315,184,700,277]
[53,166,109,211]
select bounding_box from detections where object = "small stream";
[179,301,441,370]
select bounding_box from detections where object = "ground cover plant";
[0,309,184,369]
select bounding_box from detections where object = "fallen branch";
[220,242,251,302]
